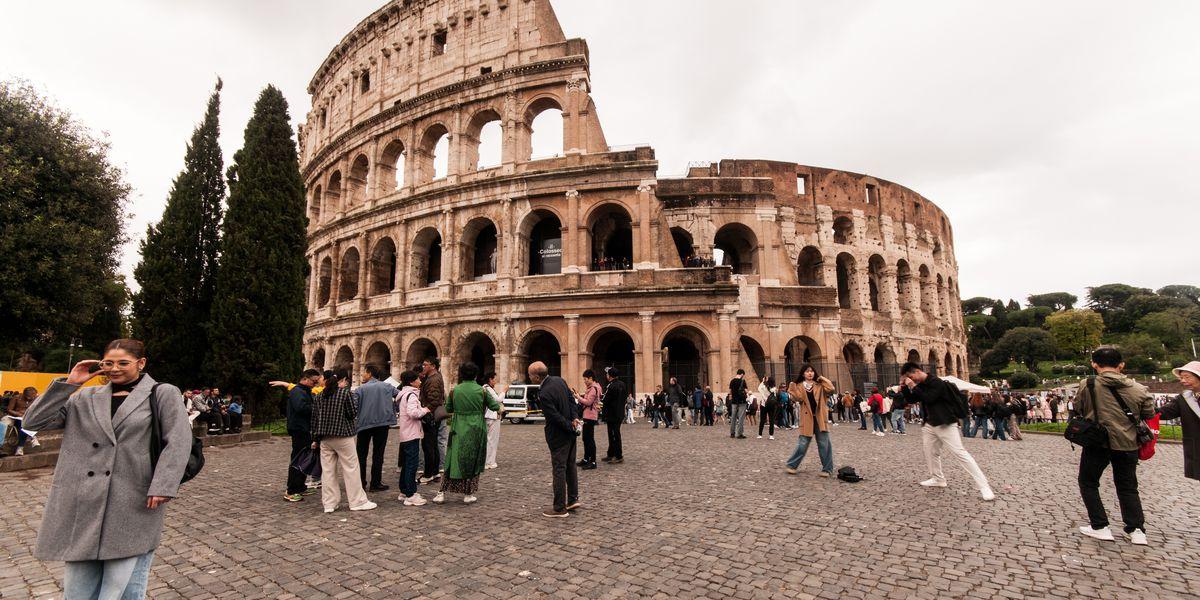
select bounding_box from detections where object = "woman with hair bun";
[310,368,377,513]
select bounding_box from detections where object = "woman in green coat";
[433,361,501,505]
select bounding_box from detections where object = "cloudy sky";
[3,1,1197,305]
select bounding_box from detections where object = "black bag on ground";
[149,383,206,484]
[836,466,863,483]
[1064,377,1108,449]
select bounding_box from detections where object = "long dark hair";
[793,363,819,384]
[322,368,349,399]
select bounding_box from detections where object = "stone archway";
[589,327,636,395]
[661,325,710,391]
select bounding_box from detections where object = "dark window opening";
[432,30,447,56]
[360,71,371,94]
[865,184,879,204]
[480,66,493,75]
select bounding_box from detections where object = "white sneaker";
[29,438,40,448]
[14,448,23,456]
[1079,525,1114,541]
[1127,529,1148,546]
[463,495,478,504]
[350,501,377,511]
[484,463,498,469]
[980,487,995,501]
[432,492,445,504]
[919,478,948,488]
[323,507,336,513]
[769,435,774,440]
[757,435,763,439]
[403,494,427,506]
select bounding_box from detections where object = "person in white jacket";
[481,371,502,469]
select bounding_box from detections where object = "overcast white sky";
[3,1,1197,304]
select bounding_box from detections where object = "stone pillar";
[718,309,734,390]
[638,311,655,396]
[357,232,369,309]
[307,254,319,319]
[440,208,456,299]
[881,266,899,316]
[565,190,581,272]
[396,219,409,306]
[635,182,657,269]
[564,77,586,155]
[392,330,405,379]
[329,240,341,317]
[404,127,419,191]
[496,317,512,388]
[565,314,580,390]
[352,335,365,385]
[757,207,778,285]
[766,323,784,381]
[498,198,514,292]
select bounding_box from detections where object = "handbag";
[149,383,206,484]
[1107,384,1156,459]
[1063,377,1108,449]
[290,446,322,478]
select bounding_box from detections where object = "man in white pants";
[899,363,995,501]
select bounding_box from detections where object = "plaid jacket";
[311,386,358,439]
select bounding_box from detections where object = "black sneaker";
[581,462,597,470]
[542,507,570,518]
[737,435,747,439]
[611,457,624,464]
[369,484,390,492]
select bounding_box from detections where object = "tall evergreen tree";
[131,80,225,387]
[207,85,307,410]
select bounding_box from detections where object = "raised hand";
[67,360,100,385]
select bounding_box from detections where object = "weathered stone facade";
[300,0,968,395]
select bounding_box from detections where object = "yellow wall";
[1,372,105,394]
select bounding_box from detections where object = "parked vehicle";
[503,384,543,424]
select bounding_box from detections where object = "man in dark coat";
[285,369,321,501]
[900,362,994,502]
[529,361,580,518]
[600,368,627,464]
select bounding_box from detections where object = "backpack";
[942,380,969,419]
[836,466,863,483]
[149,383,205,484]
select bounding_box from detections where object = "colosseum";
[298,0,969,396]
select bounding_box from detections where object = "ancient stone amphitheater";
[299,0,968,395]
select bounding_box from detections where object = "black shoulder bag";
[149,383,206,484]
[1063,377,1108,449]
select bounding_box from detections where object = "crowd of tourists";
[14,335,1200,598]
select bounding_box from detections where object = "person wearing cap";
[1157,361,1200,481]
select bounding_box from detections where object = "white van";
[502,384,543,424]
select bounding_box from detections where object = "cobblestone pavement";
[3,420,1199,599]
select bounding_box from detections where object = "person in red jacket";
[868,388,886,436]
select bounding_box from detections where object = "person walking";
[395,371,430,506]
[989,395,1010,441]
[691,386,704,426]
[703,386,715,426]
[355,363,398,492]
[899,362,995,501]
[601,368,627,465]
[650,385,665,428]
[418,357,446,484]
[1006,395,1024,441]
[758,377,778,440]
[666,377,686,429]
[481,372,502,470]
[1074,347,1155,545]
[23,339,192,599]
[576,369,602,470]
[529,361,580,518]
[868,388,886,436]
[311,369,378,514]
[728,369,749,439]
[784,365,836,477]
[284,369,321,502]
[890,388,907,434]
[1157,361,1200,481]
[433,362,501,505]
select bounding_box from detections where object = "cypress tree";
[131,80,225,387]
[206,85,308,410]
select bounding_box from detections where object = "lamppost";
[67,338,80,371]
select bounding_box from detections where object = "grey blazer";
[23,374,191,561]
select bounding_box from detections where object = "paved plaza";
[2,421,1198,599]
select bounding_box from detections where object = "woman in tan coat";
[784,364,837,476]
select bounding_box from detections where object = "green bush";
[1008,371,1041,389]
[969,374,988,386]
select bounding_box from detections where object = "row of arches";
[308,100,567,223]
[795,246,960,320]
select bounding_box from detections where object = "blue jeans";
[991,418,1009,440]
[871,414,884,433]
[63,550,154,600]
[398,439,420,497]
[892,409,906,433]
[786,431,834,473]
[968,414,989,438]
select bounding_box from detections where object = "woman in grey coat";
[23,339,191,600]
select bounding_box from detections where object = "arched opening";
[456,332,497,379]
[365,341,392,372]
[907,349,922,365]
[944,351,954,376]
[927,349,940,376]
[868,255,886,312]
[797,246,823,286]
[379,139,406,191]
[411,227,442,288]
[670,227,695,267]
[461,218,499,281]
[419,124,451,183]
[873,343,898,385]
[833,216,854,244]
[841,342,868,393]
[590,328,636,394]
[896,260,913,312]
[338,247,360,301]
[369,237,397,295]
[526,98,564,160]
[348,154,369,207]
[311,347,326,370]
[713,223,758,275]
[836,252,857,309]
[662,326,709,392]
[326,171,343,215]
[317,257,332,306]
[466,109,503,170]
[588,204,633,271]
[334,345,354,372]
[522,210,563,276]
[309,185,322,223]
[738,335,767,383]
[784,336,822,382]
[519,330,561,383]
[918,265,933,313]
[405,338,439,372]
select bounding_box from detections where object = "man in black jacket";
[284,369,321,502]
[529,361,580,517]
[600,368,627,464]
[728,369,748,438]
[899,362,995,501]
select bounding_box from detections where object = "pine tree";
[131,80,225,387]
[206,85,308,411]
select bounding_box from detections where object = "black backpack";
[149,383,206,484]
[836,466,863,483]
[943,380,970,419]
